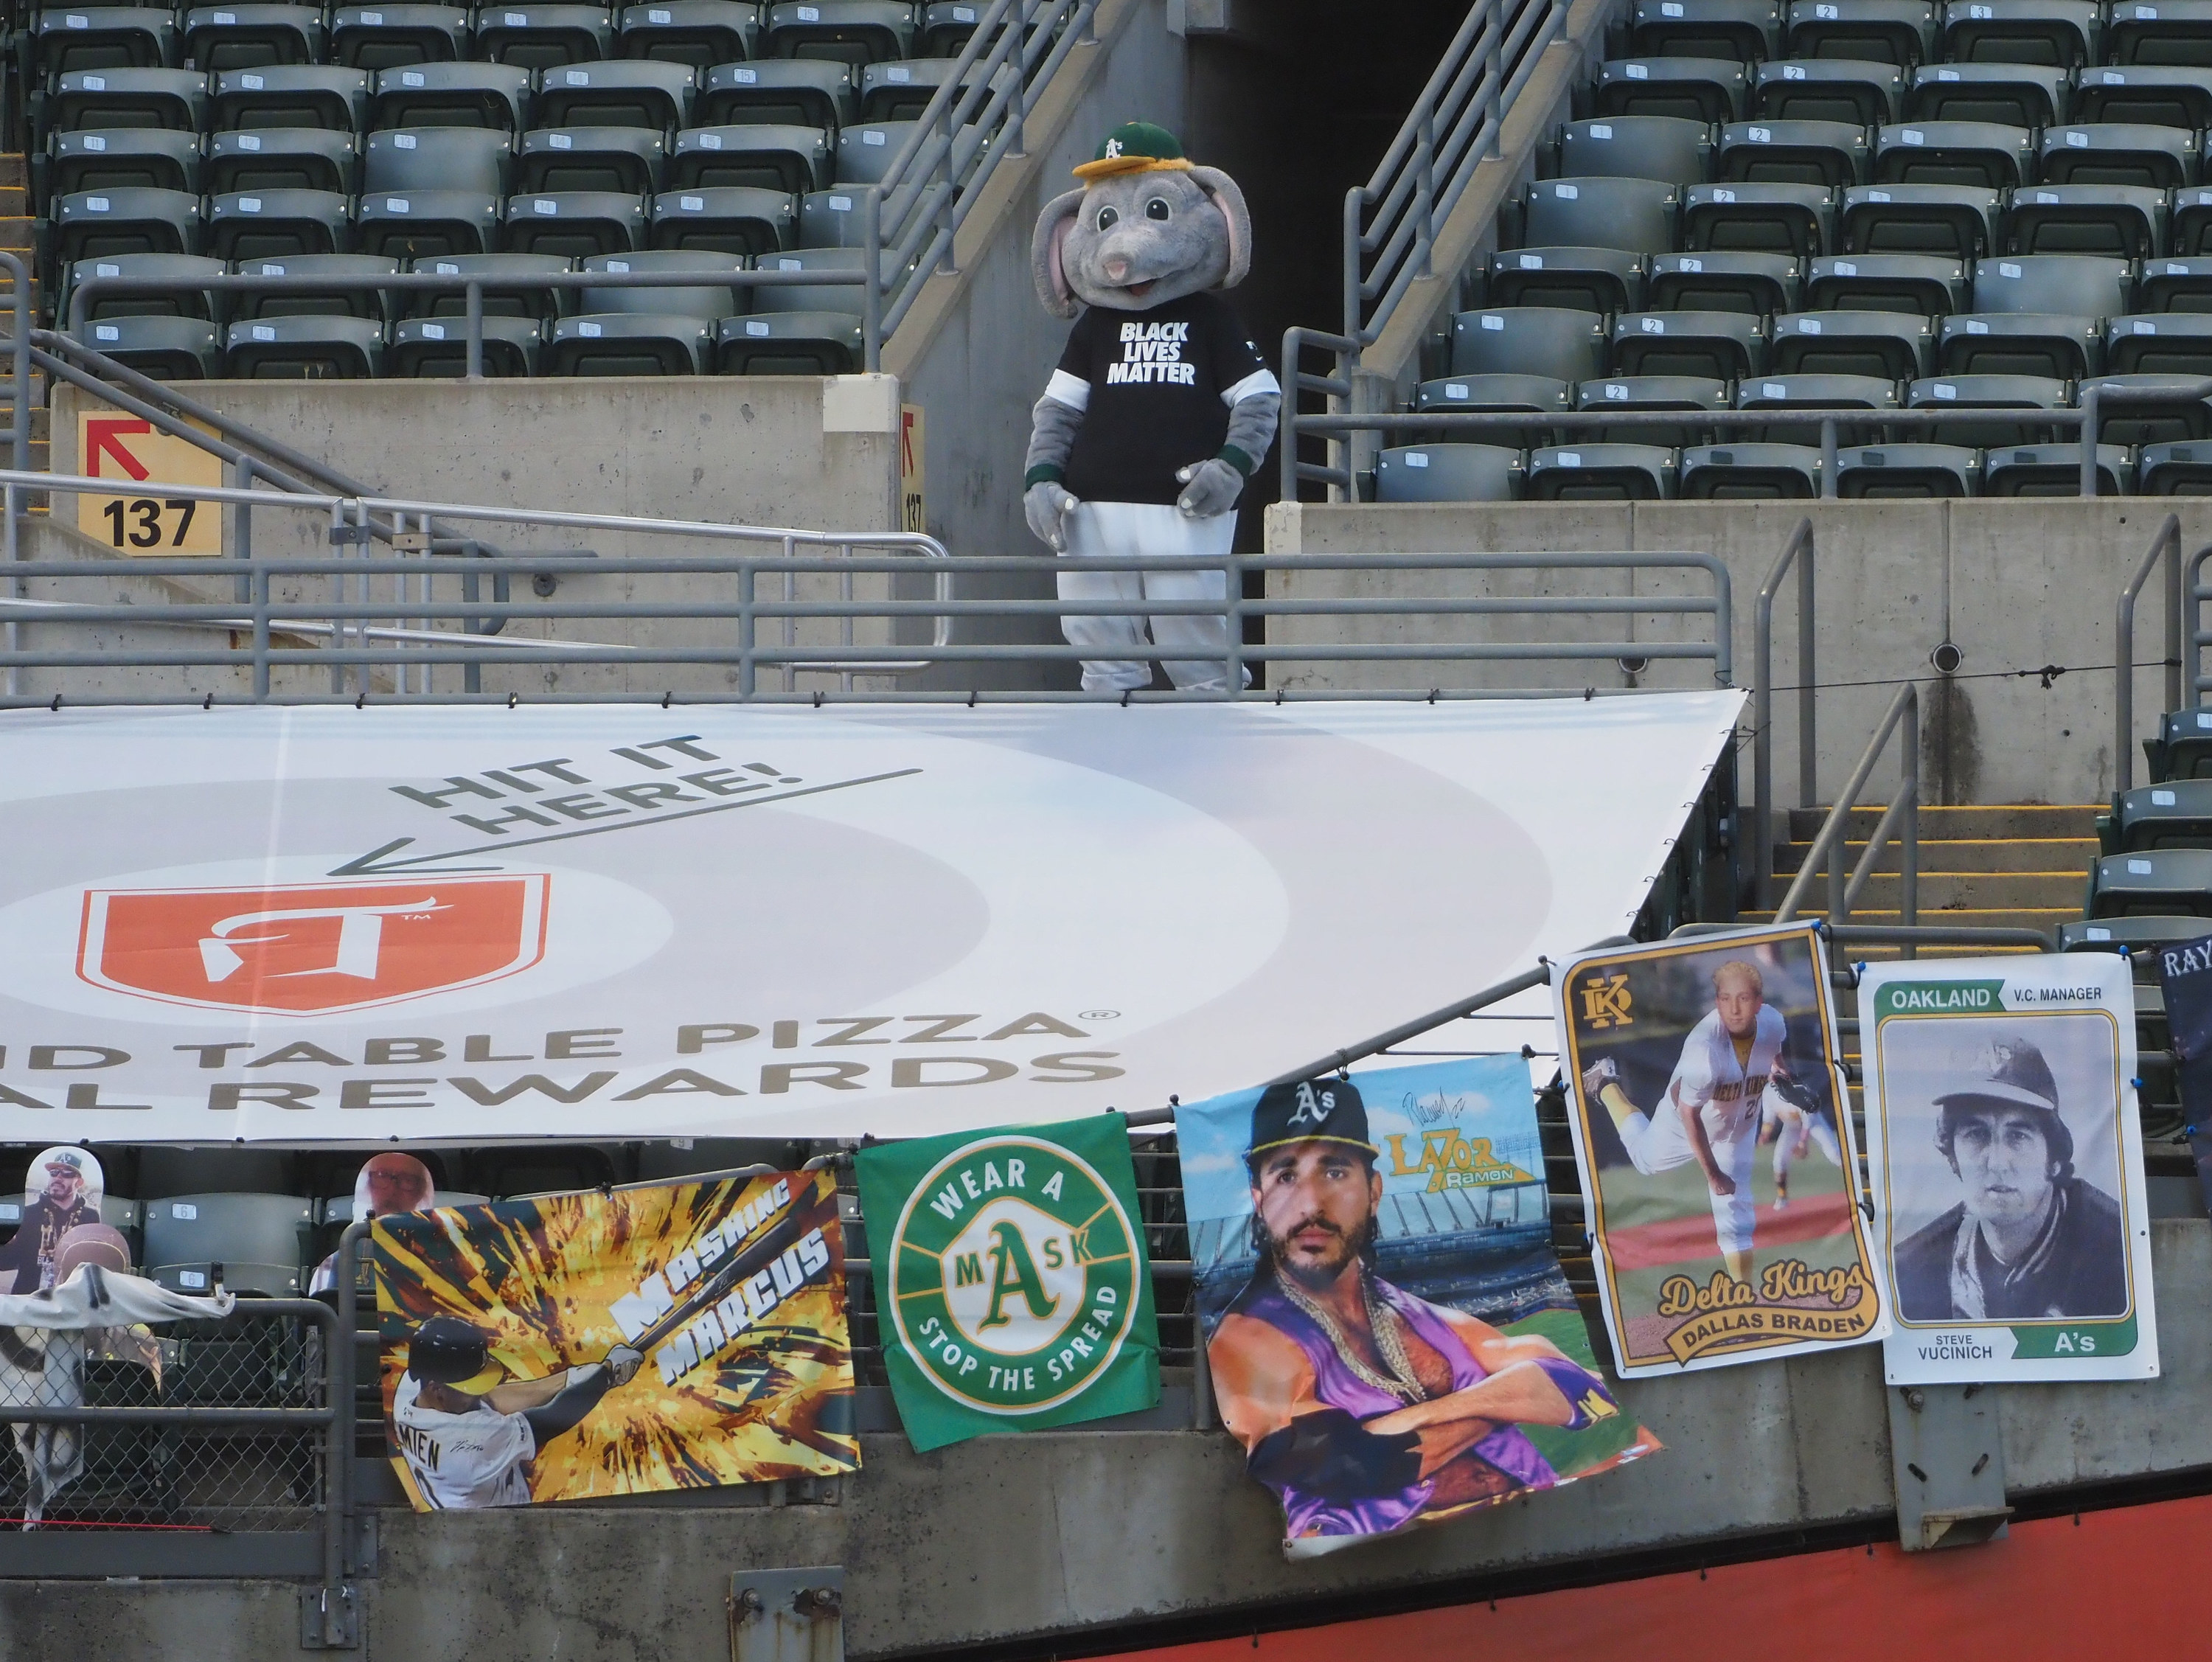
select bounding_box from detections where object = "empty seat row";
[1366,437,2191,499]
[27,0,989,77]
[1615,0,2212,70]
[79,304,865,376]
[1590,53,2212,126]
[35,55,955,136]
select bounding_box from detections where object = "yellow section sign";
[75,403,225,555]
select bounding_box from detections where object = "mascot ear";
[1032,187,1085,319]
[1189,167,1251,289]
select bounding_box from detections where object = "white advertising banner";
[0,695,1741,1141]
[1862,955,2159,1383]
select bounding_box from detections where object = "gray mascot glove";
[1174,458,1246,520]
[1024,481,1079,551]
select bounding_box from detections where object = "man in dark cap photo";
[1206,1077,1624,1542]
[0,1147,104,1296]
[1893,1032,2129,1322]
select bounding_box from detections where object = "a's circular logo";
[888,1136,1139,1416]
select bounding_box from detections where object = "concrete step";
[0,157,28,192]
[0,187,30,220]
[1775,836,2099,876]
[1786,804,2102,841]
[1819,870,2089,910]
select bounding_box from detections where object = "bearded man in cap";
[0,1148,103,1296]
[1206,1078,1622,1541]
[1893,1032,2128,1322]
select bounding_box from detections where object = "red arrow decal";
[86,417,153,481]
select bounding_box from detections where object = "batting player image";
[391,1316,645,1509]
[1206,1079,1622,1542]
[1762,1069,1843,1212]
[1580,959,1791,1282]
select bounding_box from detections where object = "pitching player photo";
[391,1316,643,1509]
[1557,925,1888,1376]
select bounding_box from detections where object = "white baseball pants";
[1617,1105,1760,1257]
[1056,501,1248,692]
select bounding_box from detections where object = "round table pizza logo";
[888,1136,1139,1416]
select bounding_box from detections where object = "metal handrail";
[1776,681,1920,948]
[2078,374,2212,496]
[1753,517,1816,908]
[2114,514,2185,798]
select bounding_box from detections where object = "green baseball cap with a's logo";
[1074,120,1192,181]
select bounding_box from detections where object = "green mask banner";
[856,1114,1161,1451]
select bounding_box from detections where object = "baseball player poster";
[1555,923,1889,1377]
[1177,1056,1658,1558]
[1863,954,2159,1384]
[855,1113,1161,1452]
[372,1167,858,1509]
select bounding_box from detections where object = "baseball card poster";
[373,1169,858,1509]
[1863,955,2159,1384]
[1556,924,1889,1377]
[855,1114,1161,1452]
[1178,1057,1658,1558]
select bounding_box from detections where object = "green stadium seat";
[1941,0,2098,66]
[749,243,887,311]
[1980,439,2132,490]
[1939,310,2102,376]
[1411,373,1571,447]
[206,188,352,260]
[2038,124,2199,191]
[583,248,746,316]
[1680,179,1832,253]
[796,185,863,246]
[212,66,375,131]
[617,1,763,65]
[183,4,327,69]
[2076,66,2212,128]
[81,313,223,376]
[1756,57,1904,122]
[50,129,204,196]
[1614,307,1768,375]
[548,309,711,370]
[2107,313,2212,375]
[1646,248,1801,311]
[1575,373,1731,442]
[1839,181,2000,254]
[916,1,981,56]
[1522,175,1679,251]
[143,1195,315,1298]
[330,4,472,68]
[1736,369,1901,439]
[518,125,667,192]
[697,60,856,127]
[1526,443,1680,498]
[364,126,515,195]
[533,58,697,126]
[2139,439,2212,492]
[713,308,860,371]
[670,122,830,192]
[1554,115,1715,183]
[1717,117,1870,185]
[476,4,617,66]
[1770,307,1934,375]
[413,249,577,318]
[860,57,999,122]
[504,189,647,254]
[763,0,915,64]
[46,69,211,136]
[1680,441,1824,494]
[2149,708,2212,781]
[1907,59,2067,125]
[1631,0,1784,60]
[2005,184,2167,260]
[2139,255,2212,311]
[1450,306,1609,379]
[389,313,544,373]
[65,252,226,322]
[838,119,947,185]
[357,188,504,258]
[649,185,794,254]
[1593,56,1753,122]
[2089,849,2212,917]
[224,312,386,377]
[2168,187,2212,255]
[1973,253,2135,316]
[233,252,400,319]
[372,61,535,128]
[1806,251,1966,311]
[1485,246,1646,313]
[1784,0,1937,66]
[56,187,203,262]
[1371,445,1524,502]
[1906,370,2068,439]
[2060,917,2212,964]
[2108,0,2212,66]
[208,128,361,194]
[33,9,180,80]
[1833,440,1980,493]
[1874,119,2032,187]
[2081,371,2212,441]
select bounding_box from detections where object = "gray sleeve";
[1025,392,1086,483]
[1221,390,1280,477]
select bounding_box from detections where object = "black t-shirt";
[1055,291,1269,505]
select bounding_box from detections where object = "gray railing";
[1753,518,1816,908]
[1775,681,1920,943]
[3,469,1736,701]
[2114,513,2186,798]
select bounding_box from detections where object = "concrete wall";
[1267,497,2211,807]
[8,1219,2204,1661]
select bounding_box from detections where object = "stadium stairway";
[1755,801,2100,947]
[0,150,48,479]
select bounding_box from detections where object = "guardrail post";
[2115,514,2182,798]
[1819,417,1838,498]
[863,185,883,373]
[1413,107,1436,280]
[739,557,757,698]
[2080,384,2100,498]
[933,90,956,276]
[1225,546,1245,698]
[1482,0,1503,159]
[1901,685,1919,952]
[465,281,484,382]
[230,456,254,605]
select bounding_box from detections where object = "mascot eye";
[1096,205,1119,230]
[1145,197,1171,220]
